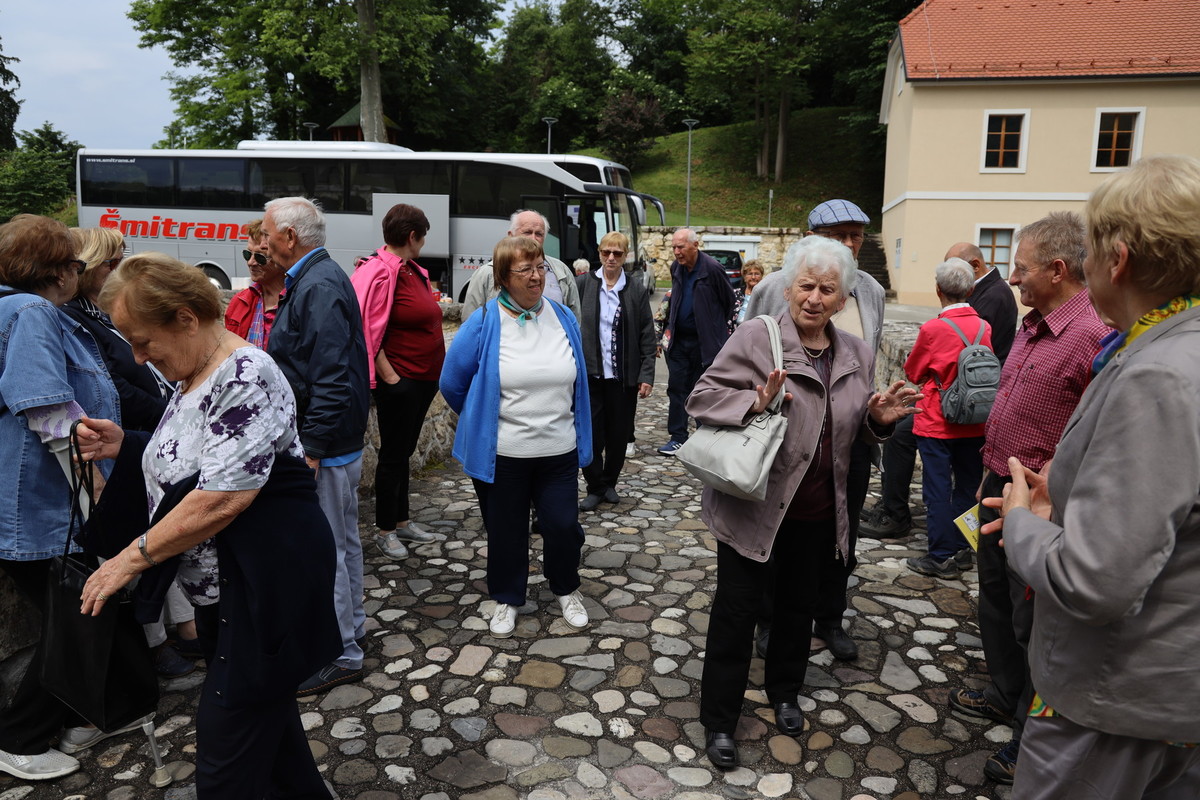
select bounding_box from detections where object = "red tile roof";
[898,0,1200,80]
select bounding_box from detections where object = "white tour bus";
[76,141,664,296]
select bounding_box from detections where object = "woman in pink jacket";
[351,204,445,561]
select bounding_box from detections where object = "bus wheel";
[201,265,231,290]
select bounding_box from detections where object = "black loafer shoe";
[603,487,619,504]
[705,731,738,769]
[814,625,859,661]
[773,702,804,736]
[297,664,364,697]
[579,493,604,511]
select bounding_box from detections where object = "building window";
[980,110,1029,173]
[978,227,1015,278]
[1092,108,1144,172]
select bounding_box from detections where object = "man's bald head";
[945,242,988,280]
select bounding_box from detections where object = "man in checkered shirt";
[947,211,1111,785]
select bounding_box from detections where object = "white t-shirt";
[496,307,577,458]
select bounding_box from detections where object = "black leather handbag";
[39,422,158,731]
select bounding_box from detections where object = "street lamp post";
[682,119,699,227]
[542,117,558,155]
[303,122,318,141]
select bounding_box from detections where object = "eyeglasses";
[65,259,87,275]
[814,229,866,245]
[100,256,123,268]
[242,249,268,266]
[600,249,626,258]
[512,263,549,277]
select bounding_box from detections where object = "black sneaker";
[297,663,364,697]
[860,509,912,539]
[953,548,975,569]
[947,688,1012,724]
[984,740,1019,784]
[906,554,961,579]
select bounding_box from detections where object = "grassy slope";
[581,106,884,229]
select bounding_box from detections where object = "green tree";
[0,30,21,152]
[595,71,675,168]
[0,123,82,221]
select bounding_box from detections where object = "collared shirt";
[982,289,1110,475]
[542,259,565,305]
[594,269,626,379]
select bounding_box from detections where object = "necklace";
[803,344,827,360]
[183,330,226,391]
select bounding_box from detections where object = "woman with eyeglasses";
[440,235,593,639]
[62,227,171,433]
[223,218,286,349]
[0,215,120,782]
[574,232,654,511]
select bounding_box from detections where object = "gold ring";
[98,593,109,601]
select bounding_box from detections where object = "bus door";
[519,195,571,265]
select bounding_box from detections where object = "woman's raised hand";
[751,368,791,415]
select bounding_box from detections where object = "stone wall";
[640,226,808,285]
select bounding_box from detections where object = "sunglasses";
[600,249,626,258]
[65,259,87,275]
[242,249,268,266]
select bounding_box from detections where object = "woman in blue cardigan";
[441,236,592,639]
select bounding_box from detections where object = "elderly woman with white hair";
[903,257,993,580]
[686,235,919,769]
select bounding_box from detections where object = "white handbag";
[676,315,788,501]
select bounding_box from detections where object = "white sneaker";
[625,442,636,458]
[0,747,80,780]
[557,591,589,629]
[489,603,517,638]
[394,522,437,543]
[58,713,152,755]
[375,531,410,560]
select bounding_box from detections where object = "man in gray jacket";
[460,210,581,319]
[748,199,884,663]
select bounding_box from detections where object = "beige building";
[879,0,1200,306]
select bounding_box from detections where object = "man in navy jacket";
[264,196,371,696]
[658,228,735,454]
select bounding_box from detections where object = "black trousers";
[977,469,1035,739]
[373,378,439,530]
[0,558,81,754]
[192,604,328,799]
[473,451,584,606]
[701,519,837,733]
[876,414,917,522]
[665,332,703,442]
[582,377,637,494]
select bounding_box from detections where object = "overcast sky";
[2,3,182,149]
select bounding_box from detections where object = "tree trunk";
[773,90,790,184]
[357,0,386,143]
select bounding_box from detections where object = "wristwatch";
[138,533,159,567]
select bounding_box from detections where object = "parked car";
[706,249,744,289]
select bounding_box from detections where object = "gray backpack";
[935,318,1000,425]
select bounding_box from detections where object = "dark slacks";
[876,414,917,522]
[977,469,1035,739]
[473,451,584,605]
[701,519,837,733]
[582,377,637,494]
[813,439,869,629]
[192,604,328,800]
[0,558,81,754]
[1014,714,1200,800]
[665,332,703,442]
[916,435,984,560]
[373,378,439,530]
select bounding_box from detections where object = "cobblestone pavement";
[3,362,1016,800]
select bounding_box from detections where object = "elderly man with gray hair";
[902,257,993,579]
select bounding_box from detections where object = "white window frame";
[1090,107,1145,173]
[975,224,1020,279]
[979,109,1030,174]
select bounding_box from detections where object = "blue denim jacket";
[0,290,119,560]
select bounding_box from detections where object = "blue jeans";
[665,331,703,442]
[473,451,584,605]
[315,457,365,670]
[916,435,984,560]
